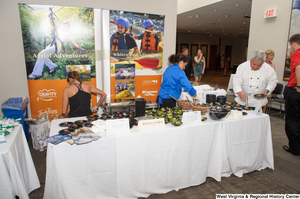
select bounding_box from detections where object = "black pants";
[215,63,221,72]
[160,99,176,109]
[285,87,300,153]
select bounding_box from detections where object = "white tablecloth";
[0,125,40,199]
[179,84,227,103]
[44,112,273,199]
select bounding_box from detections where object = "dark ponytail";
[168,53,187,65]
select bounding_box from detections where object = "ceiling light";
[234,4,240,6]
[188,30,191,32]
[181,27,183,28]
[220,25,224,27]
[212,9,217,12]
[197,23,200,25]
[225,15,229,18]
[188,16,192,18]
[242,22,246,24]
[222,30,225,32]
[210,35,213,36]
[196,14,199,19]
[218,19,221,21]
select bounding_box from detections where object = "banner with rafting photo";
[18,4,97,120]
[109,10,164,102]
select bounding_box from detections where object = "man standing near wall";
[283,34,300,156]
[182,48,193,80]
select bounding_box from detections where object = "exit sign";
[265,8,277,18]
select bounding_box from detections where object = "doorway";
[209,45,217,70]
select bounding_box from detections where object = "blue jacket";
[158,63,196,104]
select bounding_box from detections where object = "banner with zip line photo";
[109,10,165,103]
[18,4,97,120]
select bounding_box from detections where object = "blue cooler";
[2,97,29,141]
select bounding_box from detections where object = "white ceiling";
[177,0,252,38]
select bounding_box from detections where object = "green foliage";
[19,4,96,80]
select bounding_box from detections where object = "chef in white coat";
[233,50,278,108]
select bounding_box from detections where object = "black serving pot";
[216,95,227,105]
[209,106,230,120]
[206,94,216,104]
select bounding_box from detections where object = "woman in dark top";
[62,71,107,117]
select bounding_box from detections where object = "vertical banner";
[109,10,165,102]
[284,0,300,81]
[18,4,97,120]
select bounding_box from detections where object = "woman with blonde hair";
[265,49,275,69]
[62,71,107,117]
[194,49,206,85]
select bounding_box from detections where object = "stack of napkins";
[228,110,243,119]
[91,120,106,133]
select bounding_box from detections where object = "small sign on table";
[182,111,201,124]
[106,118,130,136]
[138,118,165,132]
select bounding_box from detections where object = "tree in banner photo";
[19,4,95,80]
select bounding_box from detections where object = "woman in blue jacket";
[158,53,199,108]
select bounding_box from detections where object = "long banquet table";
[0,125,40,199]
[44,111,274,199]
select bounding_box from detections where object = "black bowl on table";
[217,95,227,105]
[206,94,216,104]
[209,106,230,120]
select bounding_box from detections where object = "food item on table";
[177,100,192,110]
[77,120,84,124]
[192,104,210,115]
[227,102,232,105]
[244,106,249,110]
[226,106,231,109]
[257,94,262,97]
[216,102,221,105]
[64,122,69,126]
[236,103,241,107]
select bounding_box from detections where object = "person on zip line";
[130,19,162,54]
[28,20,85,79]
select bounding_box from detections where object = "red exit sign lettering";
[265,8,277,18]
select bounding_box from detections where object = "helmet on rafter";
[116,17,130,28]
[143,20,154,29]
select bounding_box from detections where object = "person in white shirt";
[233,50,278,108]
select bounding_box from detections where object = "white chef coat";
[233,60,278,107]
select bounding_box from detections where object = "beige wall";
[248,0,293,84]
[0,0,177,117]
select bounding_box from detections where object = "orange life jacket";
[141,32,157,51]
[111,32,121,51]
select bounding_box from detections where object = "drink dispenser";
[135,95,146,117]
